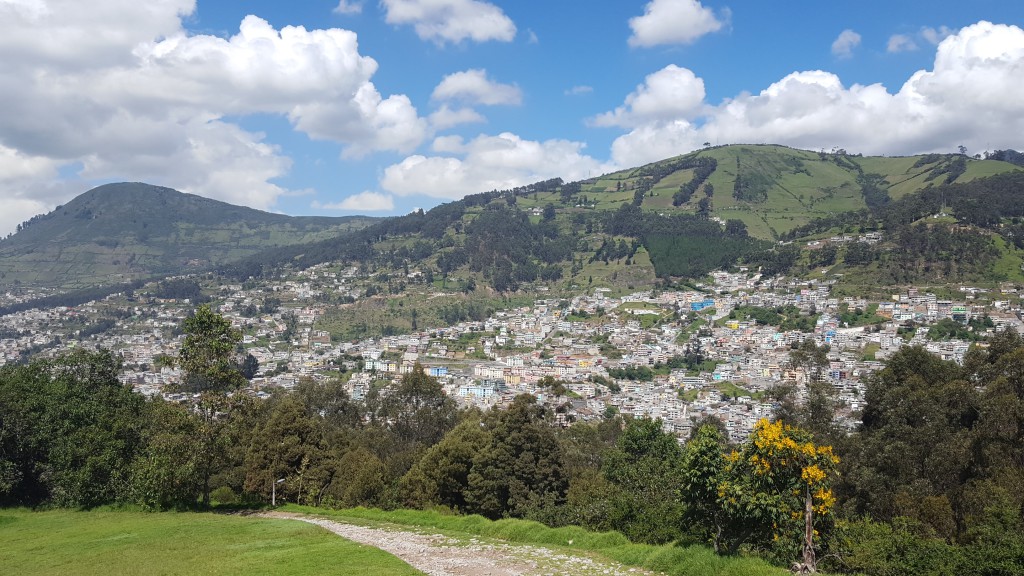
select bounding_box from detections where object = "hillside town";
[3,265,1023,442]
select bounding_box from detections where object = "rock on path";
[260,511,654,576]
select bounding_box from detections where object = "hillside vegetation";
[2,146,1021,295]
[217,146,1021,295]
[0,183,375,289]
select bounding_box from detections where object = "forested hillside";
[757,170,1024,288]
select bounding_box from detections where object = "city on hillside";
[5,262,1019,443]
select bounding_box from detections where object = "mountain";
[216,145,1024,292]
[0,183,376,289]
[4,146,1022,294]
[578,144,1022,240]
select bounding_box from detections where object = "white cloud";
[431,135,466,153]
[888,26,955,54]
[831,29,861,58]
[0,0,195,71]
[628,0,725,48]
[333,0,362,15]
[429,106,485,130]
[78,119,293,211]
[0,143,66,238]
[602,22,1024,167]
[381,132,613,200]
[381,0,516,45]
[565,85,593,96]
[922,25,955,45]
[591,65,705,128]
[887,34,917,53]
[432,69,522,106]
[0,3,429,234]
[314,191,394,211]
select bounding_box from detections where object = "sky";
[1,0,1023,236]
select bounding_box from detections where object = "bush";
[210,486,237,506]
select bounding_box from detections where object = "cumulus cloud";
[428,105,486,130]
[381,132,613,200]
[831,29,861,58]
[602,22,1024,167]
[333,0,362,15]
[381,0,516,45]
[0,2,428,234]
[0,0,195,71]
[628,0,725,48]
[314,191,395,211]
[565,85,593,96]
[431,69,522,106]
[431,135,467,154]
[591,65,705,128]
[887,34,917,53]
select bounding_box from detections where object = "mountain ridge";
[0,182,377,289]
[3,145,1023,293]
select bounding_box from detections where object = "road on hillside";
[259,511,656,576]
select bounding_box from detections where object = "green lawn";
[0,509,424,576]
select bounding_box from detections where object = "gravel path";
[259,511,656,576]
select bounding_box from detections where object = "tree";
[400,417,488,510]
[379,363,458,448]
[173,304,247,393]
[725,219,748,237]
[681,423,730,551]
[466,395,567,519]
[717,419,839,569]
[165,305,250,506]
[542,203,556,221]
[789,339,831,385]
[324,447,388,507]
[238,353,259,380]
[0,350,145,508]
[243,395,332,507]
[697,196,712,219]
[129,400,205,509]
[602,417,685,544]
[845,346,975,526]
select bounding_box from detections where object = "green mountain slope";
[212,146,1024,295]
[570,145,1021,240]
[5,146,1021,294]
[0,183,376,289]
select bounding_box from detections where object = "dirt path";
[259,511,655,576]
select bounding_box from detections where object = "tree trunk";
[802,487,816,572]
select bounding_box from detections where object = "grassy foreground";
[282,505,789,576]
[0,509,424,576]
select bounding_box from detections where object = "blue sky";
[1,0,1023,235]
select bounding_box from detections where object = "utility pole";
[272,478,284,506]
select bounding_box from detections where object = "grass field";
[282,505,788,576]
[0,509,424,576]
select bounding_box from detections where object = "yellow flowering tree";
[716,418,839,571]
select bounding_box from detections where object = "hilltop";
[0,183,375,289]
